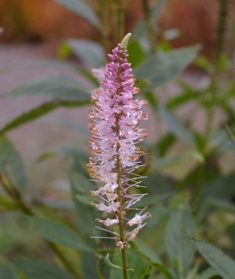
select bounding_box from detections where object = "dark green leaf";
[134,46,200,89]
[69,173,98,239]
[158,106,195,147]
[202,172,235,202]
[29,217,92,252]
[0,100,90,135]
[199,268,218,279]
[13,259,75,279]
[127,40,145,68]
[134,237,161,264]
[6,76,90,101]
[165,205,195,277]
[0,136,27,194]
[0,262,20,279]
[66,39,105,68]
[0,196,21,211]
[208,198,235,213]
[81,253,99,279]
[54,0,100,29]
[195,240,235,279]
[109,244,146,279]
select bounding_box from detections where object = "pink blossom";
[88,36,151,246]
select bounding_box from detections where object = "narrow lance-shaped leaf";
[54,0,101,29]
[158,106,195,147]
[29,217,92,252]
[5,76,90,101]
[134,46,200,90]
[195,240,235,279]
[0,100,90,135]
[165,205,195,277]
[13,259,75,279]
[0,136,27,195]
[0,262,20,279]
[66,39,105,68]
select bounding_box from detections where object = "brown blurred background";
[1,0,235,57]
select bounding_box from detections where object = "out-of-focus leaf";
[0,262,20,279]
[29,217,92,252]
[165,205,195,277]
[70,173,98,239]
[195,240,235,279]
[0,137,27,195]
[145,172,174,194]
[127,40,145,68]
[135,192,171,207]
[35,197,74,210]
[0,195,21,211]
[202,172,235,202]
[133,0,167,38]
[166,85,199,110]
[134,237,161,264]
[0,100,90,135]
[208,198,235,213]
[66,39,105,68]
[13,259,75,279]
[157,133,176,156]
[199,268,218,279]
[54,0,100,29]
[81,253,99,279]
[39,146,89,177]
[186,263,199,279]
[134,46,200,89]
[109,244,146,279]
[6,76,90,101]
[158,106,195,147]
[153,151,203,170]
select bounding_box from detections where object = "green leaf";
[0,100,90,135]
[0,136,27,194]
[134,46,200,89]
[199,268,218,279]
[81,253,99,279]
[13,259,75,279]
[195,240,235,279]
[69,173,98,238]
[202,172,235,202]
[0,196,21,211]
[54,0,100,29]
[66,39,105,68]
[165,205,195,277]
[29,217,92,252]
[134,192,171,207]
[109,244,146,279]
[6,76,90,101]
[0,262,20,279]
[127,40,145,68]
[134,237,161,264]
[158,106,195,147]
[208,198,235,213]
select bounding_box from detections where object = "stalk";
[142,0,156,53]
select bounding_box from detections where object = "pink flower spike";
[88,33,150,247]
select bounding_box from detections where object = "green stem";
[214,0,229,72]
[0,173,80,279]
[142,0,156,53]
[206,0,229,135]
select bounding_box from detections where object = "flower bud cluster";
[88,42,150,247]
